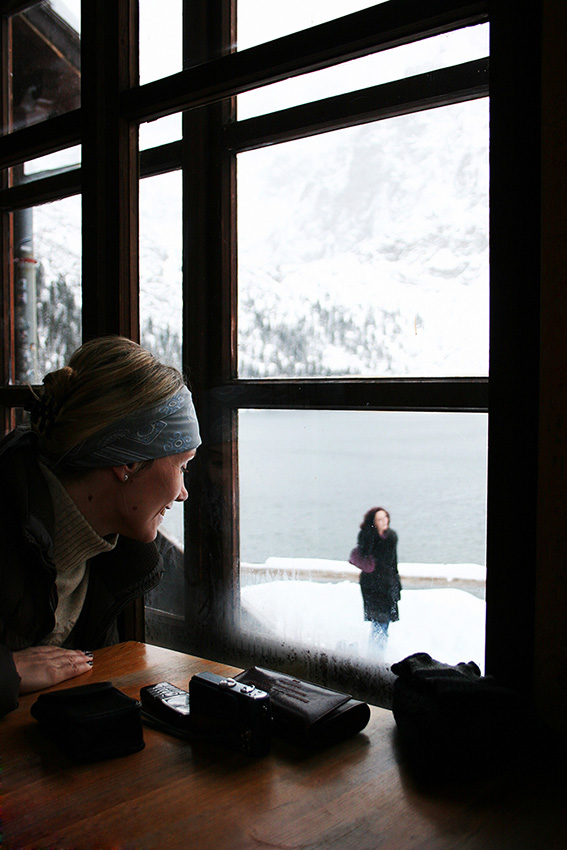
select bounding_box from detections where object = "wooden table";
[2,642,566,849]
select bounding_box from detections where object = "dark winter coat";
[357,525,402,624]
[0,431,163,718]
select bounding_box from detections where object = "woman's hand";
[13,646,94,694]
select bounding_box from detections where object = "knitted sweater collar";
[39,462,117,571]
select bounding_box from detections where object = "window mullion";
[486,0,541,692]
[80,0,139,340]
[182,0,238,656]
[0,169,80,212]
[122,1,488,124]
[0,109,81,171]
[225,58,489,153]
[0,12,12,401]
[209,378,488,413]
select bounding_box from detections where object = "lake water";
[163,409,488,568]
[155,408,488,662]
[238,409,488,566]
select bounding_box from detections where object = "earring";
[123,474,129,482]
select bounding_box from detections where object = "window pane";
[139,0,182,85]
[237,0,381,50]
[239,410,486,668]
[139,115,182,151]
[238,25,489,120]
[22,146,81,178]
[238,99,489,378]
[13,197,82,384]
[7,1,80,135]
[139,171,185,628]
[139,171,183,373]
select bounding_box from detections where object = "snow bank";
[241,564,486,672]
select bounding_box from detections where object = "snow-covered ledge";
[241,556,486,586]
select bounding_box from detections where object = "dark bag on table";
[235,666,370,747]
[391,652,529,779]
[31,681,145,762]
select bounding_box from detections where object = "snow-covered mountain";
[237,98,489,378]
[30,95,489,381]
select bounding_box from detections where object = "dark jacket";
[0,432,163,718]
[358,526,401,624]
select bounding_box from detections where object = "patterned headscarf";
[60,385,201,468]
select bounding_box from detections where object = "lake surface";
[163,409,488,567]
[238,409,488,566]
[155,409,488,663]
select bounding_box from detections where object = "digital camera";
[189,671,272,757]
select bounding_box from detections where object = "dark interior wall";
[485,0,567,741]
[535,0,567,737]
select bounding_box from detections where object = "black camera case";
[31,681,145,762]
[189,671,272,757]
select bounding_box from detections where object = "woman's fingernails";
[82,651,94,657]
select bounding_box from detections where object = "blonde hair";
[30,336,186,458]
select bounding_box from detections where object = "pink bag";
[348,547,375,573]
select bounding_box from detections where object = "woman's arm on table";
[1,644,94,718]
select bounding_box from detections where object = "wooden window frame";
[0,0,547,704]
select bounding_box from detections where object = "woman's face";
[116,449,196,542]
[373,509,389,535]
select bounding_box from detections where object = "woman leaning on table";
[0,336,201,718]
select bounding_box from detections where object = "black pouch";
[234,666,370,747]
[390,652,528,780]
[31,681,145,762]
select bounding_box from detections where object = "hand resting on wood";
[13,646,93,694]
